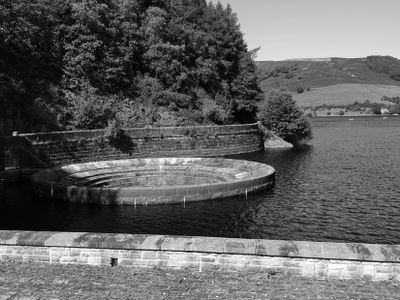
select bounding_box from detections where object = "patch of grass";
[1,261,400,299]
[256,57,400,94]
[293,83,400,107]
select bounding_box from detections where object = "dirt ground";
[1,261,400,299]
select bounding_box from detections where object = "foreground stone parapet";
[31,158,275,205]
[1,230,400,281]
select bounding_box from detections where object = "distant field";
[256,57,400,93]
[293,83,400,107]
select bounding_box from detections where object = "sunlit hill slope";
[256,56,400,106]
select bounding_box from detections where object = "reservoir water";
[1,116,400,244]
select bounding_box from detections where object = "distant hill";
[256,56,400,106]
[293,83,400,107]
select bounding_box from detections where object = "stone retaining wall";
[1,231,399,281]
[1,123,263,170]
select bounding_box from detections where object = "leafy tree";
[0,0,263,132]
[370,103,381,114]
[258,89,312,145]
[61,84,115,130]
[389,104,400,114]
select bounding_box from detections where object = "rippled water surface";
[1,116,400,243]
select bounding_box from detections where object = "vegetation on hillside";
[256,57,400,94]
[366,56,400,82]
[257,56,400,114]
[0,0,262,134]
[258,89,312,145]
[382,96,400,114]
[292,83,400,108]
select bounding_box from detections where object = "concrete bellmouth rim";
[30,157,276,205]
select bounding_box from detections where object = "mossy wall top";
[2,123,263,170]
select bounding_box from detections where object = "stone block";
[328,262,347,271]
[68,250,81,257]
[120,251,142,260]
[327,269,341,279]
[286,267,301,276]
[283,258,302,268]
[300,261,316,276]
[142,251,157,260]
[250,258,270,267]
[269,257,285,267]
[374,272,392,281]
[199,262,221,271]
[60,257,79,264]
[200,256,216,263]
[179,260,199,269]
[119,259,133,266]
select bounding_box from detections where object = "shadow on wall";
[65,186,121,206]
[3,132,136,170]
[35,167,122,206]
[106,128,134,153]
[2,136,50,170]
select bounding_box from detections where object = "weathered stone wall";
[1,230,400,281]
[2,123,263,170]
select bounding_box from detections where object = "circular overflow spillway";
[31,158,275,205]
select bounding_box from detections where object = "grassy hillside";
[256,56,400,107]
[293,83,400,107]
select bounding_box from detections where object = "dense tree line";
[382,96,400,114]
[0,0,262,134]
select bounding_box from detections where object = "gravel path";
[1,261,400,299]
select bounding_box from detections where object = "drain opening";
[110,257,118,267]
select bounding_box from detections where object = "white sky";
[209,0,400,61]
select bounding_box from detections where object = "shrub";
[104,119,123,142]
[104,119,133,152]
[201,98,230,124]
[371,103,381,114]
[63,84,115,130]
[296,87,304,94]
[152,91,192,108]
[389,104,400,114]
[257,89,312,145]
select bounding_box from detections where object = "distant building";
[380,108,390,114]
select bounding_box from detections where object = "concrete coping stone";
[1,230,400,263]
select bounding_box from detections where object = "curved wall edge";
[2,123,263,170]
